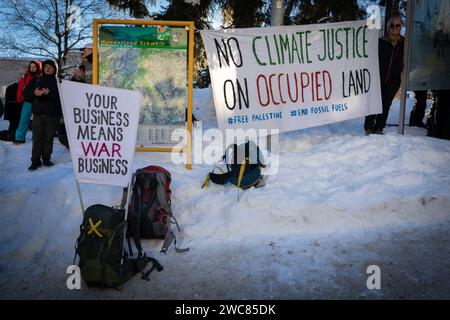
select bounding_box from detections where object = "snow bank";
[1,90,450,273]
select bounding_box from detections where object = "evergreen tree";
[292,0,366,25]
[106,0,151,18]
[106,0,368,86]
[153,0,214,87]
[216,0,267,28]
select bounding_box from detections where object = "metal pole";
[271,0,285,27]
[398,0,414,135]
[267,0,284,152]
[75,180,85,214]
[186,22,195,170]
[379,5,386,38]
[120,176,134,266]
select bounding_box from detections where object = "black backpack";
[203,141,265,190]
[74,204,162,289]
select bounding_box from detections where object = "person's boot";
[28,160,42,171]
[373,129,384,135]
[42,159,54,167]
[409,110,416,126]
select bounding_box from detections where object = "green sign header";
[99,25,188,49]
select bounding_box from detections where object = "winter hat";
[79,42,93,51]
[42,60,58,75]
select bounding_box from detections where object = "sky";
[0,0,383,59]
[0,0,223,59]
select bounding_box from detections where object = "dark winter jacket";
[4,82,21,121]
[378,36,404,89]
[23,61,62,117]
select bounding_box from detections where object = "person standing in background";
[3,82,21,140]
[364,16,405,135]
[14,60,41,144]
[71,43,93,84]
[23,60,62,171]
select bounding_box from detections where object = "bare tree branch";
[0,0,113,74]
[0,37,56,59]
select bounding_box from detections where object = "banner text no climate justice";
[213,25,371,110]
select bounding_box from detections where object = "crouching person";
[23,60,62,171]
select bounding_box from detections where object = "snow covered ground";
[1,89,450,299]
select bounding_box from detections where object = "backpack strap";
[141,257,164,281]
[127,237,133,257]
[160,214,189,254]
[102,223,124,288]
[135,170,162,222]
[120,187,128,209]
[237,158,247,190]
[119,173,144,256]
[160,231,173,254]
[202,163,226,188]
[236,158,247,201]
[201,173,211,188]
[160,230,189,254]
[73,224,83,265]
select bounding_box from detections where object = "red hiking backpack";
[128,166,188,254]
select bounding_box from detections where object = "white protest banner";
[59,80,141,187]
[201,20,382,133]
